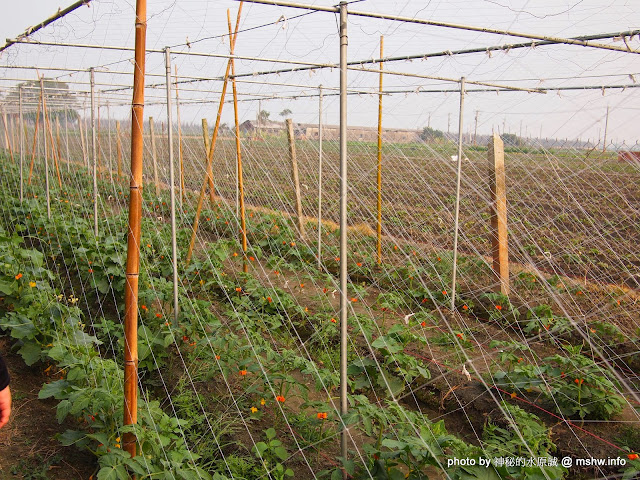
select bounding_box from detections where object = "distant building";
[240,119,420,143]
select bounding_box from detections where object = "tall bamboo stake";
[116,121,123,177]
[2,111,15,163]
[201,118,213,199]
[174,65,184,207]
[450,77,466,311]
[338,2,348,472]
[185,4,242,266]
[317,85,323,269]
[107,102,114,187]
[39,76,51,219]
[42,95,62,188]
[165,47,179,327]
[64,111,70,172]
[376,35,383,265]
[123,0,147,462]
[19,87,24,203]
[228,8,248,273]
[56,118,62,164]
[79,111,87,169]
[27,96,42,185]
[149,117,160,196]
[90,68,98,235]
[286,118,305,238]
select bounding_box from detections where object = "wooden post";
[228,8,248,272]
[123,0,147,463]
[201,118,215,202]
[116,121,123,178]
[79,114,87,169]
[185,4,242,266]
[174,66,184,206]
[2,111,15,163]
[286,118,305,238]
[149,117,160,196]
[41,82,63,189]
[56,118,62,164]
[64,112,70,172]
[27,97,42,185]
[376,35,384,265]
[488,133,509,296]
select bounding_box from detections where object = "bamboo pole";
[27,96,42,185]
[376,35,383,265]
[201,118,215,200]
[90,68,98,235]
[56,118,62,164]
[39,76,51,219]
[116,121,123,177]
[185,4,242,266]
[64,112,70,172]
[165,47,179,327]
[19,87,24,202]
[2,111,15,163]
[317,85,323,269]
[450,77,466,311]
[286,118,305,238]
[488,133,509,296]
[174,65,184,207]
[123,0,147,463]
[338,2,348,473]
[228,8,248,273]
[79,112,87,169]
[42,95,62,188]
[149,117,160,196]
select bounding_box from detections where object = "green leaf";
[56,399,72,423]
[18,342,42,366]
[58,429,86,446]
[97,465,129,480]
[39,380,71,400]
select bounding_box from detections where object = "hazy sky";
[1,0,639,144]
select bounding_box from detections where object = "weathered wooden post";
[116,121,123,178]
[286,118,305,238]
[488,133,509,296]
[201,118,215,202]
[376,35,384,264]
[149,116,160,196]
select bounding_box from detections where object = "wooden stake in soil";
[42,96,62,188]
[79,112,87,169]
[2,111,15,163]
[64,112,70,172]
[488,133,509,296]
[19,86,24,202]
[90,68,98,235]
[286,118,305,238]
[201,118,215,201]
[185,4,243,266]
[39,76,51,219]
[123,0,147,462]
[56,118,62,165]
[376,35,384,265]
[228,8,248,273]
[116,121,123,178]
[149,116,160,196]
[317,85,323,269]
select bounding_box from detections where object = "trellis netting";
[0,1,639,479]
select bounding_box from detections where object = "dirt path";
[0,338,96,480]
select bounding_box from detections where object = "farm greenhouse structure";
[0,0,639,479]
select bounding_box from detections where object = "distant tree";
[502,133,522,147]
[258,110,270,124]
[419,126,445,142]
[279,108,292,118]
[3,78,79,123]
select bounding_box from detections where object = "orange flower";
[88,268,93,273]
[300,283,305,288]
[330,318,337,323]
[322,288,328,293]
[393,246,398,251]
[351,298,358,302]
[420,321,426,327]
[156,313,162,318]
[510,392,517,399]
[249,256,255,261]
[456,333,464,339]
[239,370,247,376]
[146,244,151,248]
[462,305,468,311]
[421,298,428,304]
[235,287,242,292]
[266,296,272,303]
[141,305,148,311]
[276,395,285,403]
[335,257,340,262]
[317,412,327,420]
[629,453,639,461]
[233,252,238,257]
[215,355,221,360]
[437,257,441,261]
[15,273,22,280]
[356,262,362,267]
[274,270,280,275]
[574,378,584,385]
[495,305,502,311]
[290,241,296,247]
[441,290,447,295]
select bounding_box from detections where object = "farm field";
[1,145,639,479]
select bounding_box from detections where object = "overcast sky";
[1,0,639,145]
